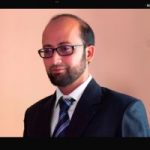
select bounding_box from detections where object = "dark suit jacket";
[23,79,150,137]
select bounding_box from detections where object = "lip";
[51,67,66,73]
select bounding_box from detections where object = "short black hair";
[50,14,95,46]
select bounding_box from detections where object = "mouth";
[51,67,66,74]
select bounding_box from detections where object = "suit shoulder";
[25,95,54,113]
[89,79,141,107]
[101,86,141,107]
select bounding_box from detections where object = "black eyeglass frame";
[38,44,85,58]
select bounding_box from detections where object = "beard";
[47,52,86,87]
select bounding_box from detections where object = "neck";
[58,72,90,95]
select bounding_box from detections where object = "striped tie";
[52,97,74,137]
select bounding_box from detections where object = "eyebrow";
[59,42,71,45]
[43,42,72,48]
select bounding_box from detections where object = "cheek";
[68,55,82,67]
[43,59,52,70]
[65,56,80,66]
[69,51,86,66]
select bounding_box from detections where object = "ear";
[86,45,95,64]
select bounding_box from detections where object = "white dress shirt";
[51,75,92,135]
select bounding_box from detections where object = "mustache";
[49,64,68,70]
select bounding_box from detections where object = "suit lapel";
[66,79,103,137]
[37,93,56,137]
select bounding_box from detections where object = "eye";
[59,45,72,53]
[41,48,53,58]
[44,48,53,53]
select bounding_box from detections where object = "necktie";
[52,97,74,137]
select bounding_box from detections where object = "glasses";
[38,44,84,58]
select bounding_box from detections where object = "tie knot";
[59,97,74,112]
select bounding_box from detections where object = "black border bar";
[0,0,150,8]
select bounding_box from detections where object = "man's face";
[42,18,88,87]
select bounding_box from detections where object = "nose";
[52,50,62,65]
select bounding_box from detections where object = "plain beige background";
[0,9,150,137]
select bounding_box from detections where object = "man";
[23,13,150,137]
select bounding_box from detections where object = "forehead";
[50,17,80,27]
[42,17,82,45]
[43,17,80,34]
